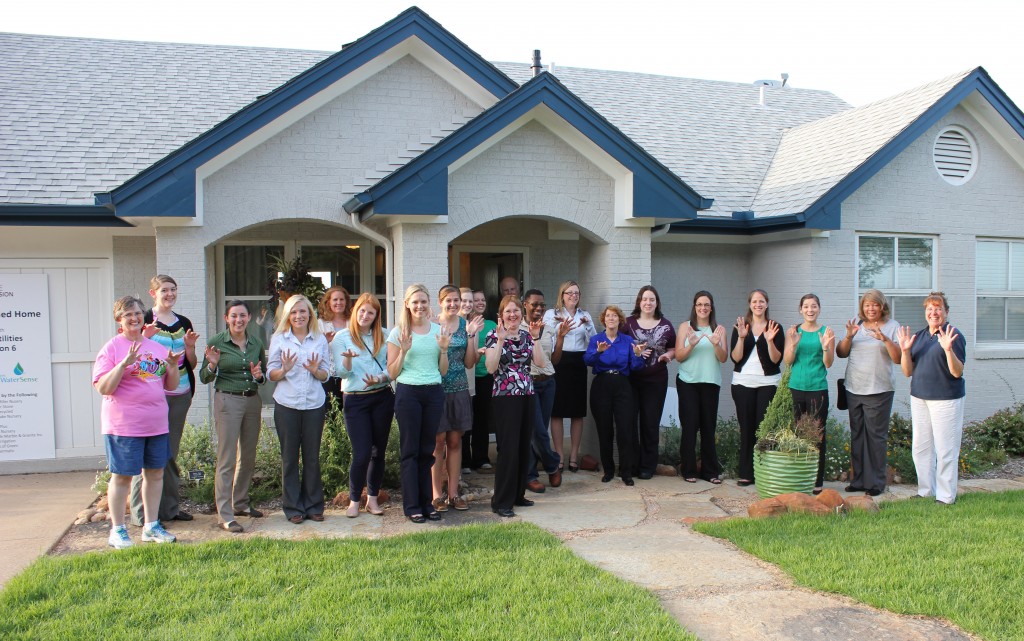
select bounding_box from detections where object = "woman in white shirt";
[267,295,331,524]
[542,280,596,473]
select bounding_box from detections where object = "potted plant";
[266,253,326,309]
[753,368,822,497]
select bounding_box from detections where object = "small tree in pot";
[754,367,822,497]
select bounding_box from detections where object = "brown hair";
[497,294,523,319]
[348,293,385,355]
[689,290,718,330]
[113,296,145,322]
[600,305,627,329]
[858,289,891,322]
[149,275,177,291]
[923,291,950,312]
[744,289,771,325]
[630,285,663,319]
[318,286,351,323]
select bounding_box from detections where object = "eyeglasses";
[564,291,580,297]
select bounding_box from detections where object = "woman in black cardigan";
[730,289,785,486]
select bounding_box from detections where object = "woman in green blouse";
[200,300,268,533]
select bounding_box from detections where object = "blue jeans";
[527,378,559,481]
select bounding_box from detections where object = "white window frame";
[975,237,1024,350]
[855,233,938,329]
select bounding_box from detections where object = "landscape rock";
[655,464,678,477]
[775,492,831,515]
[580,454,600,471]
[815,489,845,511]
[89,511,107,522]
[96,497,109,511]
[331,493,348,508]
[747,497,787,518]
[843,496,880,512]
[73,517,89,526]
[76,507,98,520]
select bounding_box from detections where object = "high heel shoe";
[569,460,580,473]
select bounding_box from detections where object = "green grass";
[0,522,695,641]
[694,490,1024,641]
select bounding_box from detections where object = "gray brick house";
[2,7,1023,471]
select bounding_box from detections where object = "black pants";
[631,374,667,476]
[677,380,721,480]
[468,374,494,468]
[731,384,777,482]
[591,373,636,479]
[394,383,443,517]
[491,395,533,511]
[343,388,395,501]
[792,388,829,487]
[274,402,327,520]
[322,377,344,410]
[847,390,894,492]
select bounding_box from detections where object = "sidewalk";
[3,468,1022,639]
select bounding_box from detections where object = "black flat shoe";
[408,514,426,523]
[514,497,534,507]
[568,461,579,473]
[601,472,614,483]
[171,511,193,521]
[492,507,516,518]
[866,488,883,497]
[426,512,443,521]
[812,488,823,495]
[622,477,634,486]
[737,480,753,487]
[844,485,865,493]
[638,472,653,480]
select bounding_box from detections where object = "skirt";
[439,389,473,433]
[552,351,588,418]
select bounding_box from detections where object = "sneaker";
[108,525,133,549]
[461,467,472,475]
[141,522,177,544]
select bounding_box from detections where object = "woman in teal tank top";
[783,293,835,493]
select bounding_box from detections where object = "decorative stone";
[748,497,787,518]
[331,492,349,508]
[815,489,845,511]
[73,517,89,526]
[580,454,600,471]
[775,492,831,515]
[655,464,678,477]
[96,497,109,511]
[843,496,880,512]
[77,507,98,520]
[89,511,107,522]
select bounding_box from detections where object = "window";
[857,235,935,331]
[977,240,1024,343]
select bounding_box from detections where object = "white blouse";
[542,307,596,353]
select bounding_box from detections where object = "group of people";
[92,273,967,547]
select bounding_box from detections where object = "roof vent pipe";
[759,84,766,107]
[532,50,542,76]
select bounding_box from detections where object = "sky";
[6,0,1023,108]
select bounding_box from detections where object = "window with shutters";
[933,126,977,185]
[857,235,936,332]
[976,239,1024,344]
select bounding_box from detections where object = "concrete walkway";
[4,468,1022,640]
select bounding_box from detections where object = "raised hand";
[249,360,263,380]
[166,349,183,367]
[121,341,141,369]
[324,331,336,344]
[896,326,916,351]
[142,322,159,339]
[529,319,544,339]
[467,315,485,336]
[184,329,199,349]
[339,348,358,360]
[303,352,322,375]
[765,320,780,342]
[711,325,727,347]
[683,324,698,346]
[398,330,413,354]
[362,372,386,387]
[281,349,299,373]
[787,325,801,344]
[863,326,884,341]
[633,341,647,357]
[204,345,221,368]
[558,317,577,337]
[495,319,510,344]
[579,313,591,326]
[734,316,749,339]
[436,324,452,350]
[844,318,860,340]
[937,325,960,352]
[596,340,611,353]
[820,327,835,349]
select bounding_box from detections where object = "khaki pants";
[214,391,262,523]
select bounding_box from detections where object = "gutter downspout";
[349,211,395,326]
[651,223,672,237]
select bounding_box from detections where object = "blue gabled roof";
[347,72,712,219]
[95,6,518,218]
[0,204,134,227]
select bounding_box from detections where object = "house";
[2,7,1022,472]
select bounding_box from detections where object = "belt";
[344,386,391,396]
[533,374,552,382]
[597,370,623,376]
[218,389,258,397]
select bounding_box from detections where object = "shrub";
[756,367,793,443]
[657,417,741,478]
[319,395,402,498]
[177,422,217,504]
[968,403,1024,457]
[823,417,850,482]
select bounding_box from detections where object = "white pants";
[910,395,964,504]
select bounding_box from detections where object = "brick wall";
[112,236,156,300]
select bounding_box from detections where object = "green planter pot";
[754,450,819,498]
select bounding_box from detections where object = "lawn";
[695,490,1024,641]
[0,522,696,641]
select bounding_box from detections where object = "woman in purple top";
[585,305,646,486]
[485,295,547,518]
[622,286,676,480]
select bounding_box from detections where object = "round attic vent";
[933,126,977,185]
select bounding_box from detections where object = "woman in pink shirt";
[93,296,181,549]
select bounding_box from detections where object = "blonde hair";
[398,284,430,335]
[149,275,177,291]
[858,289,891,322]
[438,284,461,315]
[348,293,385,355]
[555,280,581,313]
[274,295,321,337]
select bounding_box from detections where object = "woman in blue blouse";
[333,293,394,518]
[675,291,728,484]
[387,284,451,523]
[584,305,645,486]
[267,294,331,524]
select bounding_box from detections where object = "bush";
[658,416,740,478]
[968,403,1024,457]
[823,417,850,482]
[319,395,402,499]
[177,422,217,504]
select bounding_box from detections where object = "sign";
[0,275,55,461]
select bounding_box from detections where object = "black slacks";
[731,384,777,482]
[590,373,636,479]
[677,379,721,480]
[490,394,533,511]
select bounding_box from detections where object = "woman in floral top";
[485,295,547,517]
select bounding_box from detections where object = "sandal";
[568,460,579,473]
[684,477,697,483]
[710,477,722,485]
[737,479,753,487]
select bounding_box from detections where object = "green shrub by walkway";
[695,490,1024,641]
[0,523,696,641]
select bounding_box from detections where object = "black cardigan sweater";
[730,326,785,376]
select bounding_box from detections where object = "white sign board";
[0,275,56,461]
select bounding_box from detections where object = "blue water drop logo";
[13,363,24,375]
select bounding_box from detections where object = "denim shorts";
[105,433,170,476]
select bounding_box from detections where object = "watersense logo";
[0,362,38,383]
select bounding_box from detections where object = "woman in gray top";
[835,289,901,496]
